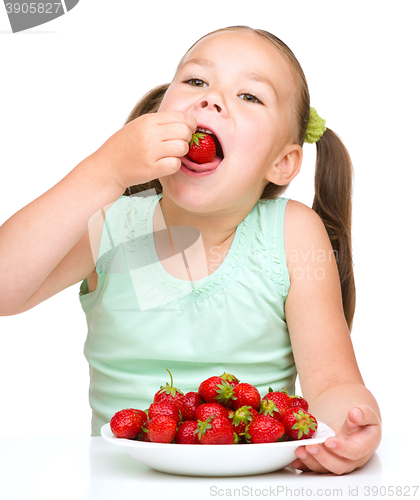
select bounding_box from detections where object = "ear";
[264,144,303,186]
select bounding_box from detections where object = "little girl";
[0,26,381,474]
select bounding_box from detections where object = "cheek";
[234,123,273,161]
[158,89,190,113]
[157,93,174,112]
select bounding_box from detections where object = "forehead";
[179,30,295,95]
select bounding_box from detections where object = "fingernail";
[308,446,318,455]
[325,440,337,449]
[354,408,363,419]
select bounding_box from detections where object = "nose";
[196,90,226,115]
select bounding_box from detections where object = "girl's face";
[158,29,299,213]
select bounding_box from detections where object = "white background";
[0,0,419,439]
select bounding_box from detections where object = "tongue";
[182,155,222,172]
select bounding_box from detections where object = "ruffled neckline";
[135,193,257,301]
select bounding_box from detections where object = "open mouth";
[183,127,224,173]
[208,129,224,161]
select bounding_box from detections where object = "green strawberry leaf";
[260,399,279,417]
[232,406,253,426]
[190,133,205,147]
[195,417,212,440]
[215,381,235,403]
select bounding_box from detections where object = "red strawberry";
[148,401,181,425]
[231,383,261,411]
[198,376,235,406]
[180,392,204,421]
[133,409,148,420]
[260,390,291,421]
[148,415,177,443]
[187,132,216,164]
[196,416,235,445]
[282,388,309,412]
[282,408,318,440]
[175,420,200,444]
[290,396,309,412]
[137,418,151,442]
[229,405,259,436]
[220,372,240,388]
[195,402,229,422]
[245,414,285,444]
[153,369,184,411]
[110,408,147,439]
[181,391,203,421]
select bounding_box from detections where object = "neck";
[156,193,255,250]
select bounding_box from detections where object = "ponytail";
[312,128,356,332]
[122,83,170,197]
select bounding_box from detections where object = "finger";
[156,111,197,134]
[350,405,381,426]
[154,156,181,176]
[184,112,198,134]
[324,424,381,461]
[294,446,330,474]
[290,458,311,472]
[159,139,190,159]
[341,406,381,439]
[159,122,193,143]
[305,444,357,475]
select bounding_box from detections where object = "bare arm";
[0,154,124,315]
[0,111,197,316]
[283,200,382,474]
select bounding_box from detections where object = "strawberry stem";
[166,368,173,388]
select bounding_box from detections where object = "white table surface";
[0,434,417,500]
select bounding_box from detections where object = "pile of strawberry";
[110,371,318,445]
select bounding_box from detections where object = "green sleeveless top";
[79,192,296,436]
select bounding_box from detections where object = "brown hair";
[122,26,356,331]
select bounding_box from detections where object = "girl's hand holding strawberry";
[92,111,197,191]
[291,405,382,475]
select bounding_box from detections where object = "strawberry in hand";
[187,132,216,164]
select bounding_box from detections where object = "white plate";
[101,421,335,477]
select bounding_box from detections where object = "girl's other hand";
[291,405,382,475]
[92,111,197,190]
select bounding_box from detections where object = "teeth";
[196,127,213,135]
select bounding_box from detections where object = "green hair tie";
[304,107,326,144]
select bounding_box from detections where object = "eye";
[184,78,208,88]
[239,93,262,104]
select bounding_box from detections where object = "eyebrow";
[179,58,278,98]
[243,71,278,98]
[179,57,214,71]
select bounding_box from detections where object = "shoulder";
[283,199,325,233]
[283,200,333,272]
